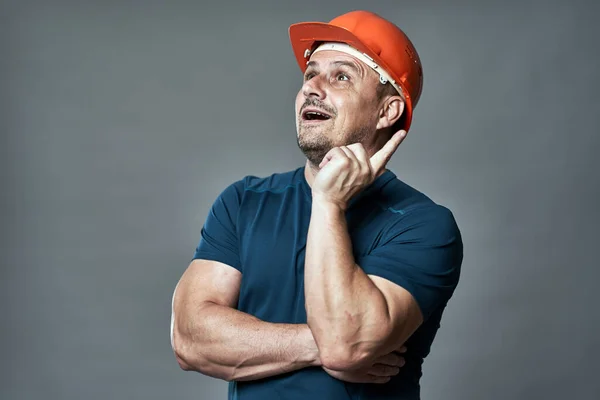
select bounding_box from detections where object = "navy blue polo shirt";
[193,166,463,400]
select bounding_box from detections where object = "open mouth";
[301,108,332,122]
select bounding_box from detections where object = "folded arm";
[171,259,321,381]
[305,200,424,371]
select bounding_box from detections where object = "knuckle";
[373,375,390,384]
[376,355,388,365]
[339,157,351,166]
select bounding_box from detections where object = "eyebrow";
[306,60,362,75]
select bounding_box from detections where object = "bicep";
[358,206,462,323]
[358,206,462,351]
[171,259,242,345]
[174,259,241,311]
[368,275,423,348]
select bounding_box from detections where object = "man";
[170,10,463,399]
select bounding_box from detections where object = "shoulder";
[218,167,305,200]
[376,174,462,244]
[241,167,305,194]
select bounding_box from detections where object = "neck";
[303,159,388,189]
[303,160,320,188]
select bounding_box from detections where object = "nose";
[302,74,326,100]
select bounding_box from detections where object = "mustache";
[300,98,337,117]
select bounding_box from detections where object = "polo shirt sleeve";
[192,180,244,272]
[356,205,463,322]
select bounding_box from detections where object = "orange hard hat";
[289,10,423,132]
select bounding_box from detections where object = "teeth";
[305,111,329,119]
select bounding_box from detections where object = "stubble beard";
[296,122,372,168]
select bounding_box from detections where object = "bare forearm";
[173,302,320,381]
[304,200,390,366]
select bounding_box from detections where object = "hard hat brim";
[289,21,413,132]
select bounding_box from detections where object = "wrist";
[299,325,322,367]
[311,195,347,214]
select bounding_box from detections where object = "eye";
[336,72,350,81]
[304,71,316,81]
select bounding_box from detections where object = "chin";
[297,135,333,167]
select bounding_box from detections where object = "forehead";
[306,50,377,79]
[307,50,360,66]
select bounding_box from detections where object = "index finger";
[369,130,407,173]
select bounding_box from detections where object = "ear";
[376,96,405,130]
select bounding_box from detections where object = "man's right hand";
[322,346,407,384]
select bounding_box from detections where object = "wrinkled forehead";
[306,43,404,98]
[307,50,368,71]
[306,50,381,87]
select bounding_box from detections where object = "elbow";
[173,342,233,380]
[172,332,196,371]
[312,324,394,371]
[313,331,375,371]
[175,352,193,371]
[171,328,201,373]
[319,346,370,371]
[172,330,235,381]
[319,351,352,372]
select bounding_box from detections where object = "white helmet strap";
[311,42,404,99]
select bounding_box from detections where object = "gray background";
[1,0,599,399]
